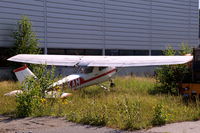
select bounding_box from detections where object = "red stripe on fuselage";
[81,69,116,84]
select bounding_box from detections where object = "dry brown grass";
[0,81,19,115]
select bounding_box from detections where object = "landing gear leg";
[110,79,115,88]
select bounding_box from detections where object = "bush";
[151,103,167,126]
[154,45,192,95]
[16,65,56,117]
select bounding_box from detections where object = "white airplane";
[6,54,193,96]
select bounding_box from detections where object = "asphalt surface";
[1,115,200,133]
[0,116,144,133]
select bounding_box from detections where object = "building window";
[48,48,66,55]
[85,49,102,55]
[66,49,85,55]
[151,50,163,55]
[119,50,134,55]
[47,48,102,55]
[105,50,119,55]
[133,50,149,55]
[106,49,149,56]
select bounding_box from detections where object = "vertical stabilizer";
[13,65,36,83]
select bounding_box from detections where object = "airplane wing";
[7,54,193,67]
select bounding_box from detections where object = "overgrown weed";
[1,76,200,130]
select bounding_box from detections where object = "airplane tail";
[13,65,36,83]
[5,65,72,98]
[4,65,36,96]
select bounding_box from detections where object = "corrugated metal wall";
[0,0,45,47]
[0,0,198,53]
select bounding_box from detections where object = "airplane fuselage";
[67,67,117,89]
[52,67,117,90]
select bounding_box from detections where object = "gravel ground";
[0,115,199,133]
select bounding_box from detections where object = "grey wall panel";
[105,4,150,13]
[46,0,104,49]
[47,0,103,8]
[47,23,103,31]
[106,27,150,33]
[152,0,189,6]
[47,38,103,44]
[105,40,150,46]
[152,34,197,40]
[0,0,44,6]
[151,22,194,28]
[0,35,13,42]
[106,32,150,37]
[106,18,149,25]
[152,1,189,9]
[0,0,198,53]
[152,6,189,14]
[47,28,103,35]
[0,18,44,27]
[106,13,150,21]
[106,9,150,18]
[0,41,14,47]
[47,12,103,21]
[47,18,103,26]
[105,44,151,50]
[47,43,103,49]
[105,23,150,29]
[47,3,103,13]
[47,33,102,40]
[0,13,44,22]
[0,0,44,47]
[105,36,150,42]
[47,9,103,18]
[0,7,44,17]
[106,0,150,10]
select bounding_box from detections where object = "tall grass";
[1,77,200,130]
[0,81,18,115]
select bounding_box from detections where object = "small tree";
[12,16,41,55]
[154,44,192,94]
[16,65,56,117]
[11,16,41,69]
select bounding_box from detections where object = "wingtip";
[7,54,22,61]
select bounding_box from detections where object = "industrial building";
[0,0,199,81]
[0,0,199,56]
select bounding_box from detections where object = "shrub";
[16,65,56,117]
[151,103,167,126]
[154,45,192,95]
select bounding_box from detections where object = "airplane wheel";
[110,82,115,88]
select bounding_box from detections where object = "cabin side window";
[99,67,106,71]
[84,67,94,74]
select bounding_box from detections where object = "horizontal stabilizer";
[4,90,23,96]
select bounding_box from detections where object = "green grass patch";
[1,76,200,130]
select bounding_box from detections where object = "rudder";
[13,65,36,83]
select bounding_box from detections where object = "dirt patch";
[0,115,68,133]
